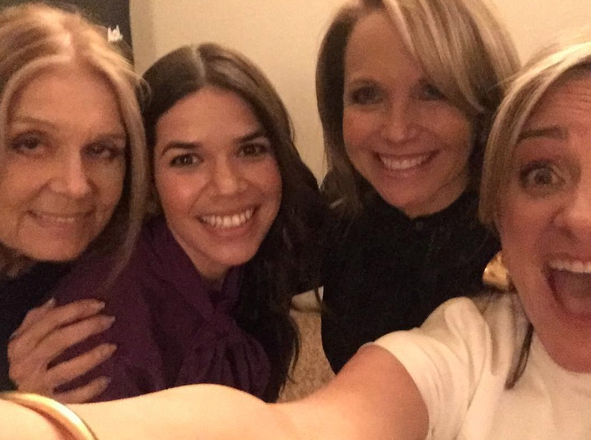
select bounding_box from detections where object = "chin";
[215,248,260,267]
[25,245,85,262]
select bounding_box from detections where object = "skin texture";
[8,299,116,403]
[0,345,428,440]
[0,63,127,262]
[4,63,128,402]
[498,73,591,373]
[153,86,282,283]
[342,12,473,218]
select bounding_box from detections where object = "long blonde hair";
[0,3,148,277]
[317,0,520,215]
[479,34,591,387]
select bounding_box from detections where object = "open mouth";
[30,210,91,226]
[378,152,436,172]
[199,208,255,229]
[546,258,591,319]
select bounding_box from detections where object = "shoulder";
[372,294,525,438]
[50,222,160,305]
[375,293,524,355]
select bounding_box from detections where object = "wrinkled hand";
[8,298,116,403]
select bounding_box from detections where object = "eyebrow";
[10,116,127,141]
[159,129,268,157]
[518,125,568,142]
[160,141,199,157]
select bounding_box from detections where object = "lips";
[199,208,255,229]
[547,258,591,318]
[29,210,91,226]
[378,152,434,171]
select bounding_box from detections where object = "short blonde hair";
[0,3,148,275]
[317,0,520,215]
[480,35,591,231]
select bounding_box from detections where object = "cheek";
[446,127,472,161]
[425,107,473,153]
[257,160,282,204]
[154,171,206,220]
[0,163,44,212]
[94,160,126,206]
[343,109,376,149]
[497,189,550,280]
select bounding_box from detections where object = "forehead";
[154,86,263,143]
[9,62,120,115]
[524,71,591,130]
[345,11,416,75]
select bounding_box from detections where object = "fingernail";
[98,376,112,388]
[92,301,106,311]
[103,344,117,356]
[44,298,56,308]
[103,316,116,327]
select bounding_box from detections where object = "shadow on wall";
[130,0,157,74]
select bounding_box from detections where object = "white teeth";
[200,208,255,229]
[379,154,430,171]
[33,212,83,224]
[549,259,591,274]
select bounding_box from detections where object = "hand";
[8,298,117,403]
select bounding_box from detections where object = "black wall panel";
[1,0,132,48]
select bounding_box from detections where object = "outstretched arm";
[0,346,428,440]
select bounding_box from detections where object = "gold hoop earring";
[483,252,511,291]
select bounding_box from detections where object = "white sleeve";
[372,297,498,440]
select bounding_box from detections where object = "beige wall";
[130,0,591,179]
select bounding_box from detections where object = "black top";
[0,262,70,390]
[321,190,499,373]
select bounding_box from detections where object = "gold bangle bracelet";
[0,391,98,440]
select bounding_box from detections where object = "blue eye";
[170,153,201,167]
[347,85,382,105]
[419,82,446,101]
[519,161,564,193]
[238,143,270,158]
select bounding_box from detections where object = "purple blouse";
[51,216,270,401]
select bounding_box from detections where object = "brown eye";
[86,142,125,161]
[238,143,270,158]
[170,153,202,167]
[10,134,44,155]
[519,161,564,193]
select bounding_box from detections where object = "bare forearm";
[74,385,300,440]
[0,400,65,439]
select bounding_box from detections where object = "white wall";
[130,0,591,179]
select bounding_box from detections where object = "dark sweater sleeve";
[50,258,165,401]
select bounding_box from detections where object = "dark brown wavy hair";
[140,43,325,400]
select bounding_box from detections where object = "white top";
[373,294,591,440]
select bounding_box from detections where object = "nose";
[381,99,420,143]
[49,154,92,198]
[554,183,591,239]
[210,158,245,196]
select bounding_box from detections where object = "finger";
[8,300,106,360]
[55,376,111,404]
[46,343,117,388]
[22,315,116,365]
[12,298,57,337]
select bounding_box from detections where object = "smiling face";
[342,11,473,217]
[153,86,282,283]
[0,64,127,262]
[498,72,591,372]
